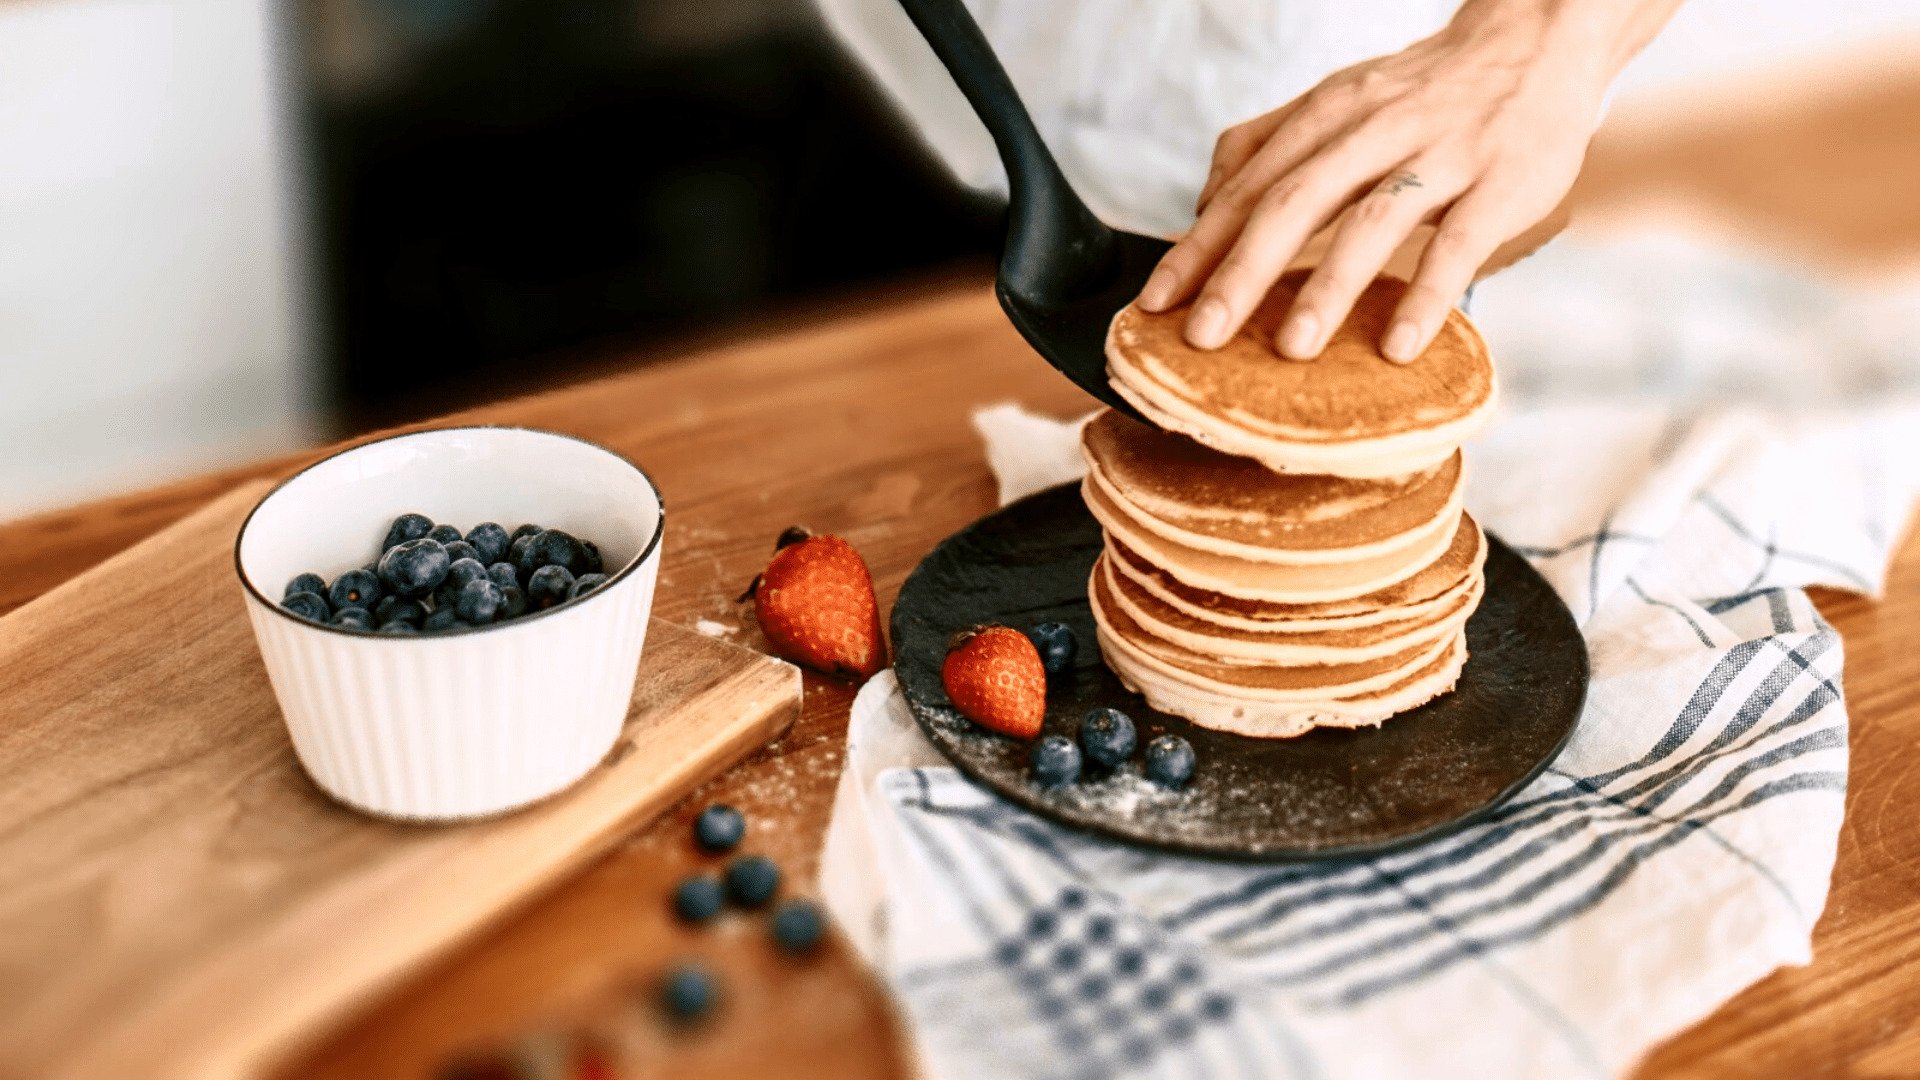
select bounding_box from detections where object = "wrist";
[1441,0,1683,114]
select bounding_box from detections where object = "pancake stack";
[1084,274,1497,738]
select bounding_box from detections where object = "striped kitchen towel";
[819,235,1920,1079]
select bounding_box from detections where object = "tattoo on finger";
[1379,170,1423,197]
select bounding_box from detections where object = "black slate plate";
[891,483,1589,861]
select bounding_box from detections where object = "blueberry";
[486,562,519,593]
[426,524,463,546]
[527,565,575,610]
[498,585,529,619]
[1078,708,1136,770]
[509,523,543,544]
[422,607,462,633]
[581,539,604,575]
[694,804,745,852]
[1030,734,1083,787]
[281,590,329,622]
[770,899,825,953]
[724,855,780,907]
[465,522,511,566]
[1026,622,1077,674]
[381,513,433,553]
[660,964,718,1021]
[378,538,450,599]
[328,568,381,612]
[673,875,725,922]
[445,557,488,592]
[455,579,504,624]
[507,534,537,577]
[284,572,326,601]
[441,540,479,566]
[569,573,609,601]
[375,597,427,628]
[1144,734,1196,788]
[521,529,588,577]
[378,621,420,635]
[331,606,374,631]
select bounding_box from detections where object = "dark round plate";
[891,483,1589,861]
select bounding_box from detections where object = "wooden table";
[5,60,1920,1080]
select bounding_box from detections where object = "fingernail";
[1383,320,1421,363]
[1138,265,1179,311]
[1186,298,1231,349]
[1277,312,1321,360]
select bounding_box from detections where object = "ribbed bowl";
[235,427,665,821]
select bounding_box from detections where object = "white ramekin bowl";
[235,426,665,821]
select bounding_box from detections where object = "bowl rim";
[233,424,666,641]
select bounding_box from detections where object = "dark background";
[302,0,1004,432]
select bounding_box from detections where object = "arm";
[1135,0,1688,361]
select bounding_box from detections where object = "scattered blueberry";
[282,590,329,622]
[527,565,576,609]
[486,562,519,593]
[331,606,374,631]
[422,607,462,632]
[770,899,825,953]
[426,524,463,546]
[660,964,718,1021]
[381,513,433,553]
[509,523,543,543]
[378,538,451,598]
[1026,622,1077,674]
[1144,734,1196,788]
[465,522,511,566]
[328,568,381,612]
[441,540,479,566]
[499,585,529,619]
[284,572,326,601]
[673,875,725,922]
[694,804,745,852]
[569,573,609,600]
[378,621,420,635]
[1030,734,1083,787]
[581,539,604,575]
[1079,707,1136,770]
[455,579,505,623]
[724,855,781,907]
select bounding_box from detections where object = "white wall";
[0,0,311,521]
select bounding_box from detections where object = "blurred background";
[1,0,1917,521]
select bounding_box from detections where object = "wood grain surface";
[1,53,1917,1080]
[0,483,801,1080]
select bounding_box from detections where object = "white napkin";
[820,235,1920,1080]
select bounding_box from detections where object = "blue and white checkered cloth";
[820,235,1920,1079]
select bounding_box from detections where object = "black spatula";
[896,0,1170,420]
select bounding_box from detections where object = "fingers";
[1382,190,1513,362]
[1195,102,1301,213]
[1275,165,1457,359]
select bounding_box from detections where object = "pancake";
[1080,408,1464,563]
[1083,477,1460,604]
[1106,514,1486,633]
[1106,272,1497,478]
[1089,564,1458,702]
[1098,625,1468,736]
[1101,550,1484,665]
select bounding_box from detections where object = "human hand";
[1135,0,1685,362]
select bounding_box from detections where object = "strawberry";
[941,625,1047,739]
[746,527,885,680]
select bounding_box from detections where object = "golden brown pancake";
[1080,408,1463,559]
[1105,514,1486,632]
[1106,273,1497,478]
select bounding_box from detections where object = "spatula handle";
[894,0,1115,302]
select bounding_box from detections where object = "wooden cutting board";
[0,480,801,1080]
